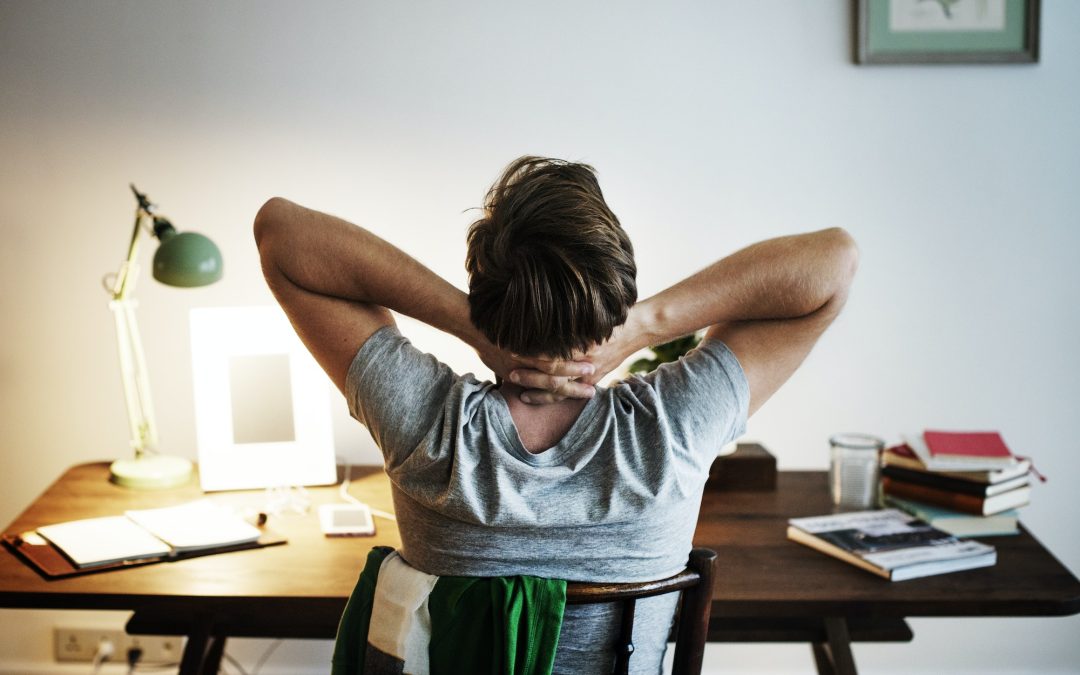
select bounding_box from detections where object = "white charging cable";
[339,460,396,521]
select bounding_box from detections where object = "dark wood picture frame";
[855,0,1040,64]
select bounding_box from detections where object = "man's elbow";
[254,198,296,286]
[253,197,291,249]
[825,227,859,288]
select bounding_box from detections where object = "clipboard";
[2,529,287,580]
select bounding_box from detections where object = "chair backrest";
[564,547,717,675]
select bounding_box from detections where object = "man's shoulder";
[348,326,473,391]
[345,326,483,458]
[604,338,750,430]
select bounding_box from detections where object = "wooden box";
[707,443,777,491]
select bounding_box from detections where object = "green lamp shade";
[152,230,223,287]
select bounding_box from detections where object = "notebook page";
[125,499,261,552]
[37,515,172,568]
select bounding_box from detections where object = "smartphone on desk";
[319,503,376,537]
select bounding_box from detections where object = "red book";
[923,431,1013,460]
[884,443,1033,485]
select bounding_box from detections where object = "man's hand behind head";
[507,355,596,404]
[506,309,652,404]
[473,334,596,404]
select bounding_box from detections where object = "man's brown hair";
[466,156,637,358]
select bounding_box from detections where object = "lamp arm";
[106,184,160,456]
[113,185,161,300]
[110,297,159,457]
[112,208,147,301]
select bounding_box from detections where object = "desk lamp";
[104,185,223,489]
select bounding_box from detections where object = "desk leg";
[810,617,857,675]
[178,623,226,675]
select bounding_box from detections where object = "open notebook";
[5,499,285,577]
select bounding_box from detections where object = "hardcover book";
[883,496,1020,538]
[881,477,1030,516]
[883,445,1031,485]
[924,430,1012,460]
[880,465,1029,498]
[904,433,1018,472]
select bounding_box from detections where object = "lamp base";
[110,455,193,490]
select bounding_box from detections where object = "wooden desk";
[2,464,1078,675]
[696,472,1080,674]
[0,463,398,673]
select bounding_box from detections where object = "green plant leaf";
[628,358,658,374]
[629,334,703,374]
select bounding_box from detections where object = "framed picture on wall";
[855,0,1040,64]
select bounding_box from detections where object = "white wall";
[1,1,1077,673]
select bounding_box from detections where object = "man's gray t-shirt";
[346,326,749,674]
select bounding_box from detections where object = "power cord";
[126,646,143,675]
[132,665,181,673]
[216,637,282,675]
[90,642,177,674]
[222,651,250,675]
[339,459,396,521]
[252,638,283,674]
[264,484,311,516]
[91,637,115,674]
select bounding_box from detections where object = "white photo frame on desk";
[190,306,337,492]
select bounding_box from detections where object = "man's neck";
[498,383,591,454]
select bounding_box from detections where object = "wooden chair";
[565,548,717,675]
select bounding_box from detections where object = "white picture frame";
[189,306,337,491]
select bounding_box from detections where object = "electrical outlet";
[54,626,184,664]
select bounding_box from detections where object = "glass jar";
[828,433,885,510]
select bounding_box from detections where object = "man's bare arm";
[636,228,857,338]
[513,228,859,413]
[254,198,593,395]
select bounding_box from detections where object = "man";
[255,157,857,672]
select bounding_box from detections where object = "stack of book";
[880,431,1032,537]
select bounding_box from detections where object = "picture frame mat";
[190,306,337,492]
[855,0,1039,64]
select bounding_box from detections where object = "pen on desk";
[242,510,268,528]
